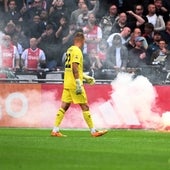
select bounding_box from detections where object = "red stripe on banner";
[0,83,170,129]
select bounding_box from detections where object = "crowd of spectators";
[0,0,170,82]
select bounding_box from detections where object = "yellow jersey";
[64,45,83,89]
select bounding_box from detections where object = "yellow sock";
[54,108,65,127]
[82,110,94,128]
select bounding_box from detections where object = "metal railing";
[0,67,170,84]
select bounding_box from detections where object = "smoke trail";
[159,112,170,131]
[95,72,165,129]
[112,73,161,129]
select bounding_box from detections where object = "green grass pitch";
[0,128,170,170]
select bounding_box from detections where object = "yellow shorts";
[61,87,88,104]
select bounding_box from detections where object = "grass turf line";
[0,128,170,170]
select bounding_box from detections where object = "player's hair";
[73,32,85,43]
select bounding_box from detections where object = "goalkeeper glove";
[83,74,95,85]
[75,79,82,95]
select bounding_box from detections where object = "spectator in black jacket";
[4,0,23,24]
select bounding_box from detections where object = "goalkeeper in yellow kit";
[51,32,108,137]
